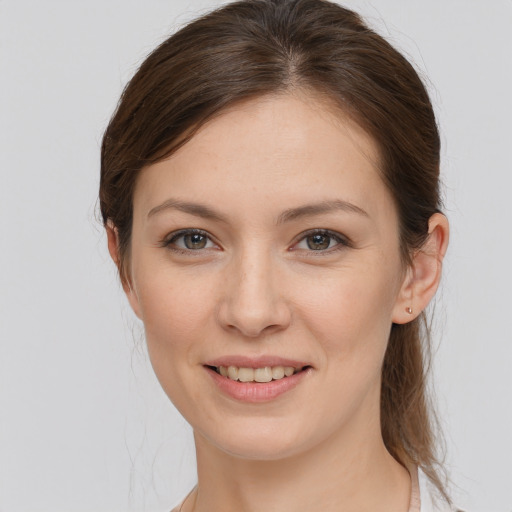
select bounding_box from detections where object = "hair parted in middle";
[100,0,448,501]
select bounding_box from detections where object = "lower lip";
[204,366,311,403]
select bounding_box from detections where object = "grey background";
[1,1,511,510]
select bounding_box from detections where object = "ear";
[106,221,142,319]
[392,213,449,324]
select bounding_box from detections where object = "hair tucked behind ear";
[100,0,449,501]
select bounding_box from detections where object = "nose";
[216,248,291,338]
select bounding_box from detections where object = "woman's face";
[125,93,410,460]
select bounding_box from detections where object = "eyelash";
[161,229,216,255]
[292,229,351,254]
[161,228,351,256]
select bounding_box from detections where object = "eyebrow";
[276,200,368,224]
[147,199,228,223]
[147,198,369,224]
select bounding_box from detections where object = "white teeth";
[254,367,273,383]
[284,366,295,377]
[238,367,254,382]
[216,365,303,382]
[271,366,285,379]
[227,366,238,380]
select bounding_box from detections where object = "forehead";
[133,93,394,225]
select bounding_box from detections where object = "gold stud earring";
[406,307,413,314]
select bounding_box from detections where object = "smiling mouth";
[206,365,310,383]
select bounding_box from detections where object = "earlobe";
[392,213,449,324]
[105,221,143,319]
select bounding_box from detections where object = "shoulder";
[170,496,187,512]
[170,486,197,512]
[418,468,465,512]
[171,473,464,512]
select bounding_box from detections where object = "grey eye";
[306,233,331,250]
[166,230,216,251]
[293,230,349,253]
[183,233,208,249]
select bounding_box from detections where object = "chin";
[215,437,303,461]
[196,417,318,462]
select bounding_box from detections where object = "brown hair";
[100,0,448,501]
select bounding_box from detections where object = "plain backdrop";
[1,1,511,511]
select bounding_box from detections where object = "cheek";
[134,262,218,358]
[296,261,399,339]
[292,257,402,398]
[133,265,220,415]
[290,263,399,423]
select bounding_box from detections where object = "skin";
[108,92,449,512]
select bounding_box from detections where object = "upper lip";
[204,355,311,369]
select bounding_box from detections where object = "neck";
[186,416,411,512]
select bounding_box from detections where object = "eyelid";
[160,228,351,255]
[290,228,351,253]
[161,228,219,253]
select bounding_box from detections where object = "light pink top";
[170,466,457,512]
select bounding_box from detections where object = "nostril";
[216,293,292,338]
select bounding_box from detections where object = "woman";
[100,0,455,510]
